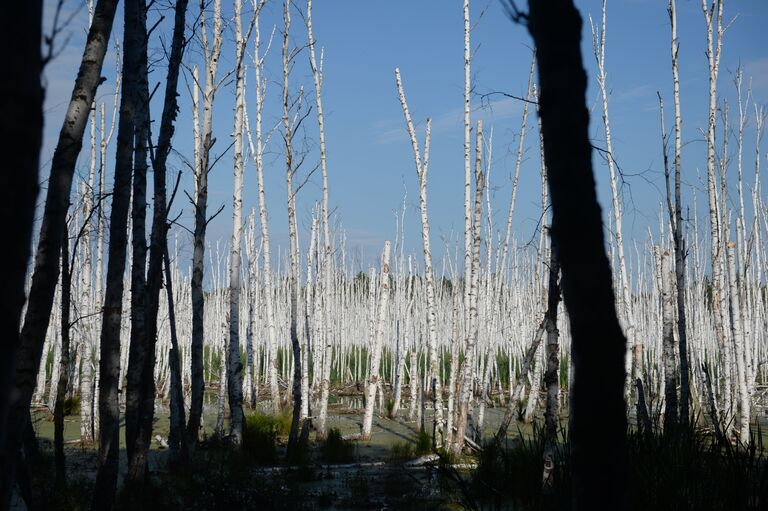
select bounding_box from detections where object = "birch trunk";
[245,15,281,416]
[302,214,318,420]
[187,0,223,445]
[669,0,690,427]
[226,0,250,447]
[726,241,750,442]
[408,349,420,424]
[590,0,638,399]
[362,242,391,440]
[395,69,444,446]
[701,0,731,422]
[454,121,484,455]
[661,249,679,429]
[461,0,473,440]
[307,0,335,439]
[282,0,305,456]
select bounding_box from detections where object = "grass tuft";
[320,427,355,464]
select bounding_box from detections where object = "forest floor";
[16,387,768,510]
[18,391,526,510]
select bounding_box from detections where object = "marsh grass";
[441,421,767,510]
[240,411,285,464]
[320,427,355,464]
[390,430,433,461]
[63,395,81,416]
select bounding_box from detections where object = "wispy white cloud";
[744,57,768,95]
[614,84,653,103]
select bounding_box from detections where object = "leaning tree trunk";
[395,69,444,447]
[526,0,628,506]
[92,0,143,507]
[0,0,119,507]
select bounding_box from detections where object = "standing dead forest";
[2,0,768,509]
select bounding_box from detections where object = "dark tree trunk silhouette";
[0,0,42,501]
[125,12,149,473]
[1,0,118,506]
[54,225,72,487]
[526,0,628,507]
[165,240,189,463]
[126,0,153,483]
[136,0,191,472]
[92,0,143,507]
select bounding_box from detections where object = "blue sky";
[41,0,768,276]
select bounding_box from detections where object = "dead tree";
[525,0,628,506]
[92,0,145,507]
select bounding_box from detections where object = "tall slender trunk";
[590,0,638,400]
[282,0,304,455]
[227,0,249,447]
[395,69,444,446]
[307,0,335,439]
[461,0,473,441]
[128,0,189,479]
[669,0,690,427]
[245,15,281,417]
[701,0,730,424]
[92,0,142,506]
[125,0,150,468]
[187,0,223,446]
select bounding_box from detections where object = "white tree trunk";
[362,241,391,439]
